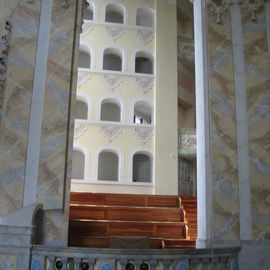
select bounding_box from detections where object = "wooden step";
[69,236,164,249]
[162,239,196,248]
[71,192,181,208]
[69,219,187,239]
[70,205,184,222]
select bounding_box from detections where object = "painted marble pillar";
[242,1,270,240]
[0,1,41,216]
[207,3,240,242]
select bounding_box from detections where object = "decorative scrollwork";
[77,70,91,87]
[207,0,229,24]
[74,122,89,141]
[100,125,122,143]
[0,21,12,113]
[135,77,154,94]
[81,22,94,37]
[136,29,154,45]
[105,26,125,42]
[133,126,154,144]
[103,74,123,90]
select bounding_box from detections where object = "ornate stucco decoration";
[136,29,154,45]
[100,125,122,143]
[133,126,154,144]
[103,74,123,90]
[135,77,154,94]
[74,122,89,141]
[178,128,197,157]
[62,0,69,9]
[77,70,91,87]
[0,21,12,112]
[81,22,94,38]
[105,26,125,42]
[207,0,229,24]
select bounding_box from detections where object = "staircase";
[68,192,197,249]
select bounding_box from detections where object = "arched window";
[98,151,119,181]
[75,100,88,120]
[101,99,121,122]
[72,149,85,179]
[135,51,153,74]
[84,1,94,20]
[103,48,122,71]
[79,49,91,69]
[136,7,154,27]
[133,101,152,124]
[105,4,124,24]
[132,152,152,183]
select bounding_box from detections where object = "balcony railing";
[178,128,196,158]
[31,245,240,270]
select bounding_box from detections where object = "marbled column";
[36,0,81,245]
[208,6,240,241]
[243,3,270,240]
[0,1,41,216]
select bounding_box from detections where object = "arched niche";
[72,149,85,179]
[101,99,121,122]
[103,47,123,71]
[132,152,152,183]
[105,3,125,24]
[98,150,119,181]
[75,99,88,120]
[135,51,153,74]
[136,7,154,27]
[133,100,152,124]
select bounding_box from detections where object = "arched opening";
[136,7,154,27]
[103,48,122,71]
[98,151,119,181]
[133,101,152,124]
[75,99,88,120]
[105,4,124,24]
[79,49,91,69]
[84,1,94,20]
[132,152,152,183]
[101,99,121,122]
[72,149,85,179]
[135,51,153,74]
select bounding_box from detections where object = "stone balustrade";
[30,245,240,270]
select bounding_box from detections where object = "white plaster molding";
[100,125,122,143]
[77,70,91,87]
[135,77,154,93]
[229,1,252,240]
[136,29,154,44]
[133,126,154,144]
[103,74,123,90]
[24,0,52,207]
[105,25,125,41]
[193,0,213,248]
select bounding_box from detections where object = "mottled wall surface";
[208,11,239,240]
[243,6,270,240]
[36,0,80,245]
[0,1,40,216]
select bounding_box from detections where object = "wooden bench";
[70,192,181,208]
[70,205,184,222]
